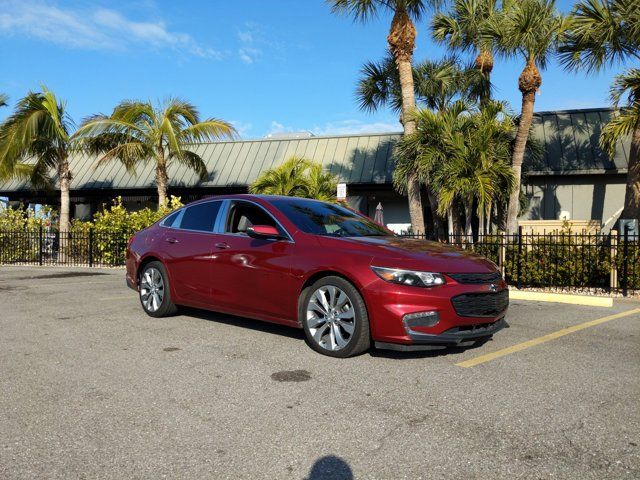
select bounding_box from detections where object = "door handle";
[165,237,179,244]
[215,242,230,249]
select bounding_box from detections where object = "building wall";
[522,174,626,229]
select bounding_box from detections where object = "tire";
[138,261,178,317]
[299,276,370,358]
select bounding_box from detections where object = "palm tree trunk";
[485,200,492,234]
[621,119,640,220]
[388,8,425,235]
[464,199,473,242]
[478,205,485,237]
[155,148,168,208]
[58,157,71,263]
[59,157,71,233]
[475,48,494,107]
[427,187,444,240]
[506,61,541,234]
[447,206,454,240]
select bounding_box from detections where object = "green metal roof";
[525,108,630,174]
[0,108,631,194]
[0,132,402,193]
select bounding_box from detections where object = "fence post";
[498,230,506,279]
[622,225,629,297]
[610,230,618,292]
[88,228,94,268]
[517,226,523,289]
[38,224,43,266]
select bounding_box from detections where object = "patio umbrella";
[374,202,384,226]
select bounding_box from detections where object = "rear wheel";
[139,261,177,317]
[300,276,370,358]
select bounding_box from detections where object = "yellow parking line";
[456,307,640,368]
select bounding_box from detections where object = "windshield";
[271,198,392,238]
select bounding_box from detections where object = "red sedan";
[126,194,508,357]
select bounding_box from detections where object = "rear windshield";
[271,198,390,238]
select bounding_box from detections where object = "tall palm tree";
[559,0,640,220]
[249,156,338,201]
[329,0,442,235]
[357,54,480,238]
[431,0,499,106]
[76,99,235,207]
[0,86,75,233]
[394,100,515,237]
[357,54,477,115]
[488,0,568,233]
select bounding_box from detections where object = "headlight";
[371,266,445,287]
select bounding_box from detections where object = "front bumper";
[374,317,508,351]
[363,275,509,348]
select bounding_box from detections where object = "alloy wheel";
[305,285,355,351]
[140,267,165,313]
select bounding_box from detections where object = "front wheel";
[300,276,370,358]
[139,261,177,317]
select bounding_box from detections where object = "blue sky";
[0,0,633,139]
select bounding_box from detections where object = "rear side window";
[179,201,221,232]
[162,211,180,227]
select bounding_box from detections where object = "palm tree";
[488,0,568,233]
[560,0,640,220]
[0,86,75,233]
[357,54,479,238]
[431,0,499,106]
[329,0,442,235]
[395,100,515,238]
[76,99,235,207]
[249,156,338,201]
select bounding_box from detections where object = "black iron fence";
[0,227,129,267]
[0,226,638,295]
[396,227,638,296]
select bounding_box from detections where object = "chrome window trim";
[219,199,294,243]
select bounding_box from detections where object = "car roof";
[186,194,325,206]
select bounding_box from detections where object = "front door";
[211,200,295,321]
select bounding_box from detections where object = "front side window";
[271,198,390,238]
[179,201,222,232]
[225,201,283,236]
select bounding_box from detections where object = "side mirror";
[246,225,282,240]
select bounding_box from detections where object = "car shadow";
[176,307,494,359]
[177,306,305,341]
[370,338,492,360]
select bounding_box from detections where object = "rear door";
[160,200,223,307]
[210,200,295,321]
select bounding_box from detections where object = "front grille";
[448,271,502,284]
[451,290,509,317]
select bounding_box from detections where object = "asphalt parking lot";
[1,266,638,479]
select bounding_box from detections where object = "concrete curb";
[509,290,613,307]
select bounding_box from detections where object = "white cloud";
[266,120,295,135]
[0,0,222,58]
[230,120,253,138]
[237,22,272,64]
[311,119,402,136]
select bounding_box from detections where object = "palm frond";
[170,150,209,182]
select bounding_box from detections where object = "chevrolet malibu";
[126,194,508,357]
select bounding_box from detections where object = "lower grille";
[451,290,509,317]
[448,271,502,284]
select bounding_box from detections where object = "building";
[0,108,631,232]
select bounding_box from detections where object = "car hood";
[319,235,498,274]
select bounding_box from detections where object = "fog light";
[402,311,440,335]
